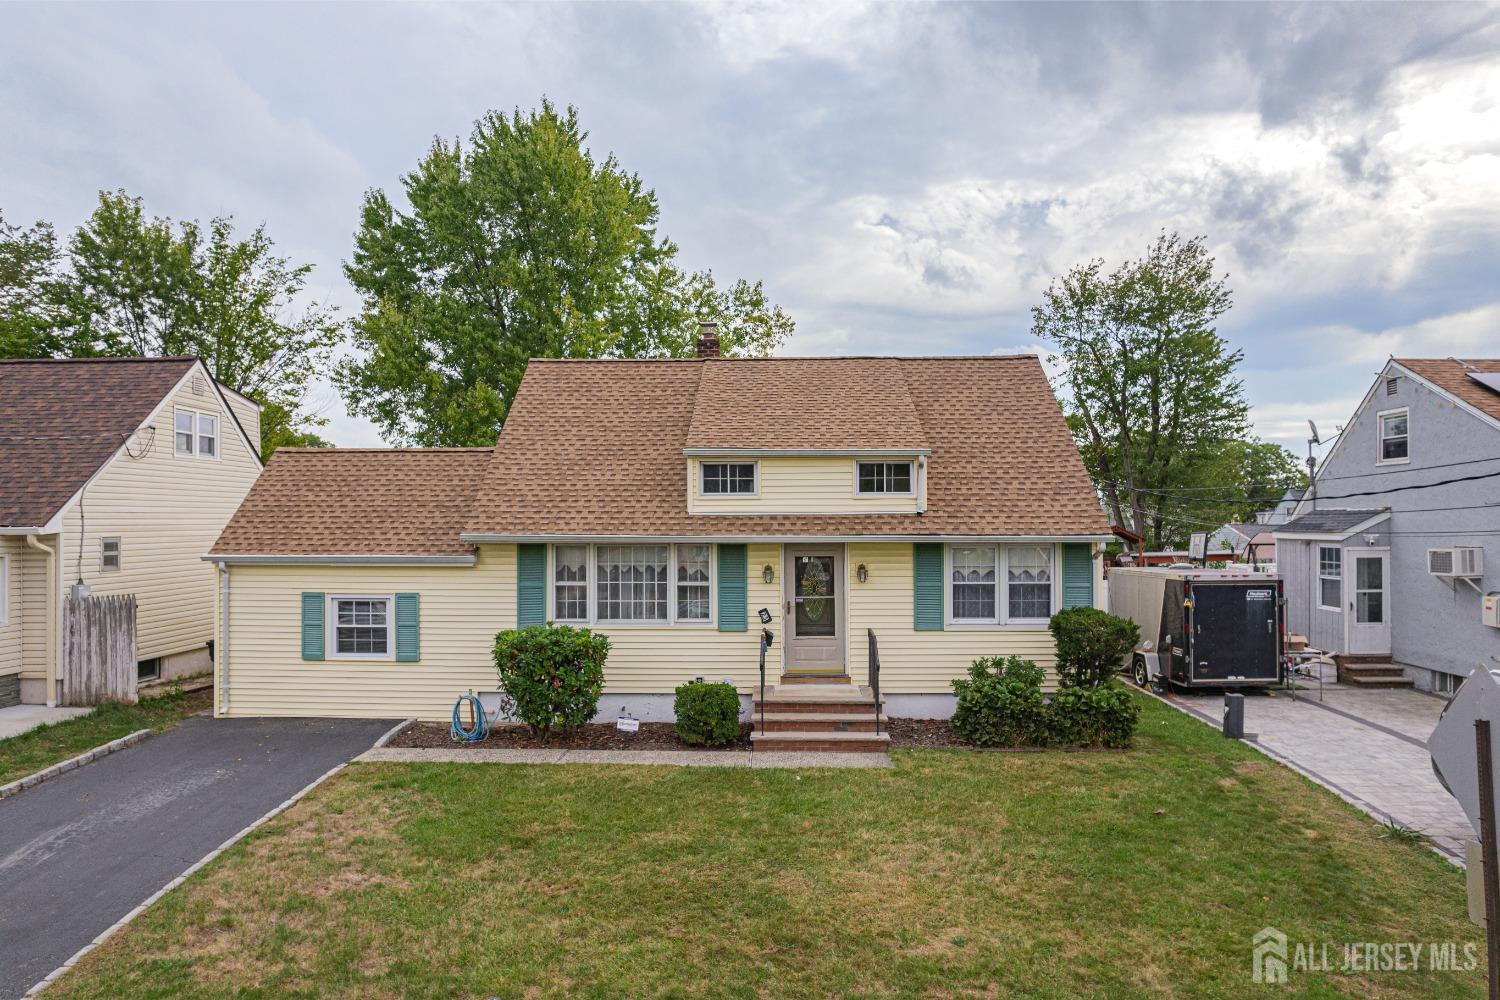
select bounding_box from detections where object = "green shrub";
[1049,607,1140,689]
[1047,683,1141,749]
[673,682,742,746]
[949,655,1050,748]
[493,624,610,744]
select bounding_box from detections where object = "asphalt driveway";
[0,715,397,999]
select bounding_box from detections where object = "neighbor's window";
[1318,546,1342,610]
[1379,408,1408,462]
[101,537,121,572]
[856,461,913,495]
[951,545,998,621]
[197,413,218,458]
[701,462,757,495]
[331,597,392,657]
[676,544,712,621]
[0,555,8,626]
[553,545,589,622]
[1007,545,1053,621]
[174,410,195,455]
[175,408,219,458]
[596,544,669,622]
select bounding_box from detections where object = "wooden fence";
[62,593,138,706]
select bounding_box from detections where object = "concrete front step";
[779,673,851,685]
[1343,673,1415,689]
[750,730,892,752]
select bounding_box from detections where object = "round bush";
[1048,607,1141,689]
[949,655,1050,748]
[674,681,741,746]
[493,624,609,744]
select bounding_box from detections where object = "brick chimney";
[696,321,721,359]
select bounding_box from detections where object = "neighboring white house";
[0,357,263,707]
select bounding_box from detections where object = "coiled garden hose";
[450,693,490,743]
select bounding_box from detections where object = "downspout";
[26,534,57,707]
[916,456,928,514]
[218,561,230,716]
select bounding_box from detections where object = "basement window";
[137,657,161,682]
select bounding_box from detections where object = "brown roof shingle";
[209,448,493,557]
[0,357,197,527]
[1396,358,1500,424]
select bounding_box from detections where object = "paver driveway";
[1165,681,1472,861]
[0,715,397,999]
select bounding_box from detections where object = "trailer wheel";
[1132,656,1150,689]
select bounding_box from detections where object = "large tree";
[1032,232,1295,549]
[25,191,341,455]
[337,100,795,447]
[0,212,64,359]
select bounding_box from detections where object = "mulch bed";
[389,721,753,752]
[884,718,972,749]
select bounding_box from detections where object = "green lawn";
[0,685,211,786]
[49,695,1482,999]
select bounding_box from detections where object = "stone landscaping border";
[0,728,152,801]
[356,746,893,769]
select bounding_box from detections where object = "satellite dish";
[1307,420,1321,445]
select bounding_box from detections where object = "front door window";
[793,555,836,637]
[1354,556,1384,623]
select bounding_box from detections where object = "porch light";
[762,564,774,584]
[857,563,868,583]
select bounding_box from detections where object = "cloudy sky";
[3,2,1498,454]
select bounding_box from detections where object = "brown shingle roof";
[1396,358,1500,424]
[209,448,493,557]
[0,357,197,527]
[462,355,1108,538]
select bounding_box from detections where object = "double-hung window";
[174,408,219,459]
[949,544,1054,624]
[101,537,121,572]
[701,462,757,495]
[1318,546,1342,610]
[329,596,392,658]
[675,544,711,621]
[553,545,590,622]
[856,461,913,495]
[553,544,713,624]
[1378,408,1408,463]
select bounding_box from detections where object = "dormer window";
[856,461,913,495]
[701,462,757,495]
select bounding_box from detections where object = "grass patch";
[0,684,211,785]
[49,695,1482,998]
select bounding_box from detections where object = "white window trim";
[697,461,759,499]
[0,554,8,627]
[100,536,122,573]
[1317,545,1343,612]
[1376,406,1410,466]
[326,594,396,661]
[853,459,916,497]
[945,543,1059,628]
[174,406,222,461]
[549,543,716,628]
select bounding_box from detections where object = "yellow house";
[0,357,262,707]
[206,340,1110,748]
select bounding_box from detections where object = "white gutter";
[0,527,46,535]
[460,532,1115,545]
[218,561,230,716]
[199,553,477,566]
[25,534,57,707]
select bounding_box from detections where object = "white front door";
[1345,549,1391,656]
[783,545,844,673]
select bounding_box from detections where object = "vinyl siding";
[221,388,262,458]
[59,372,261,662]
[687,457,921,514]
[19,540,51,680]
[0,538,22,679]
[847,542,1060,692]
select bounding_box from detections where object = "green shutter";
[913,543,944,631]
[717,544,747,632]
[1062,543,1094,609]
[300,592,324,661]
[395,593,420,662]
[517,544,547,627]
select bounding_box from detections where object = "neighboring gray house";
[1274,358,1500,693]
[1254,487,1305,526]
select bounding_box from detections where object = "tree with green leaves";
[0,212,63,359]
[337,100,795,447]
[8,191,341,456]
[1032,231,1299,549]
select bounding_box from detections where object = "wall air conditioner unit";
[1429,547,1484,591]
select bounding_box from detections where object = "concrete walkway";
[358,747,893,769]
[1165,684,1472,862]
[0,706,90,741]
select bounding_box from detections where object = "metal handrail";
[759,628,771,736]
[867,628,881,736]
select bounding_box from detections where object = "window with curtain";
[951,545,997,620]
[676,545,711,621]
[554,545,589,621]
[596,545,669,621]
[1006,545,1052,620]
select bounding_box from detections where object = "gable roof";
[1273,508,1387,537]
[1395,358,1500,426]
[462,354,1108,539]
[0,357,198,528]
[209,448,493,560]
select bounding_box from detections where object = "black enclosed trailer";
[1107,568,1284,690]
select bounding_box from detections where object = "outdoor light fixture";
[762,564,774,584]
[857,563,868,583]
